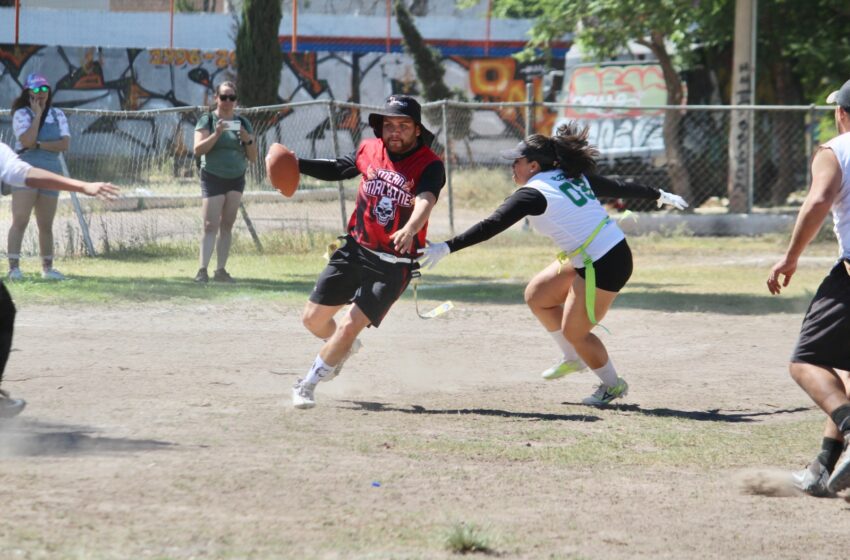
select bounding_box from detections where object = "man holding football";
[284,95,445,409]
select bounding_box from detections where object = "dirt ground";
[1,299,849,559]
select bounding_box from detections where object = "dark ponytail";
[552,121,598,178]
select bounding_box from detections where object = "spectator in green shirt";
[192,81,258,283]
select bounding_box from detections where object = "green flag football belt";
[556,216,612,328]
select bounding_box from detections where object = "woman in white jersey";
[420,122,687,405]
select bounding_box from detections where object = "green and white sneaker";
[581,377,629,406]
[541,358,587,381]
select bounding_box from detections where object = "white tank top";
[823,132,850,259]
[526,170,625,267]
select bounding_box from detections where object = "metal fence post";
[805,104,816,188]
[525,82,534,135]
[327,100,348,231]
[441,100,454,236]
[59,153,96,257]
[747,106,754,213]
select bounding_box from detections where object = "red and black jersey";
[349,138,442,256]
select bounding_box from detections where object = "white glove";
[418,241,450,270]
[657,189,689,210]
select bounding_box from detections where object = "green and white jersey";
[526,170,625,267]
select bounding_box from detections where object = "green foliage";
[235,0,283,108]
[444,522,495,555]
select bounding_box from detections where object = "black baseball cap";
[368,95,435,147]
[500,140,557,167]
[827,79,850,108]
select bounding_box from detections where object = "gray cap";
[500,140,557,167]
[826,79,850,106]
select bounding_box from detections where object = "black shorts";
[791,260,850,371]
[201,169,245,198]
[576,238,633,292]
[309,236,415,328]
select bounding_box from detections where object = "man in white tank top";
[767,79,850,496]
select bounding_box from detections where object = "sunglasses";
[218,94,237,102]
[30,86,49,94]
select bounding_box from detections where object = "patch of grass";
[6,233,839,312]
[342,405,821,470]
[451,167,516,210]
[444,522,496,555]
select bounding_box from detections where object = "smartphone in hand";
[222,120,241,132]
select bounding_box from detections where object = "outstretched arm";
[586,174,688,210]
[767,147,842,295]
[298,154,359,181]
[25,167,119,200]
[419,188,545,269]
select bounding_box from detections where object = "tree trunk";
[768,61,804,206]
[644,33,693,206]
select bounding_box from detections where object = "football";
[265,143,300,197]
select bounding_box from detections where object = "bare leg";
[562,276,620,370]
[319,304,370,367]
[33,193,58,271]
[200,195,225,269]
[789,362,849,418]
[7,189,38,272]
[215,191,242,271]
[302,301,346,340]
[525,259,576,331]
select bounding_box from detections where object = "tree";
[235,0,283,108]
[395,0,451,101]
[480,0,735,204]
[482,0,850,207]
[395,0,470,145]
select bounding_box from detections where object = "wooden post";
[169,0,175,49]
[292,0,298,53]
[485,0,492,56]
[14,0,20,45]
[386,0,392,53]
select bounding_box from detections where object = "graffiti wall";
[0,43,562,163]
[554,63,668,160]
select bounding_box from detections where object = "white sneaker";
[7,268,22,281]
[292,378,316,409]
[0,389,26,419]
[582,377,629,406]
[41,268,66,280]
[324,338,363,382]
[541,357,587,380]
[791,461,832,497]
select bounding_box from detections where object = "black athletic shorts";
[309,236,416,328]
[791,260,850,371]
[200,169,245,198]
[576,238,633,292]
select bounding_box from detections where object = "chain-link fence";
[0,100,837,257]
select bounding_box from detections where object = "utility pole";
[727,0,757,213]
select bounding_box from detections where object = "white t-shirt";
[823,132,850,259]
[12,107,70,152]
[0,142,32,188]
[525,170,625,267]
